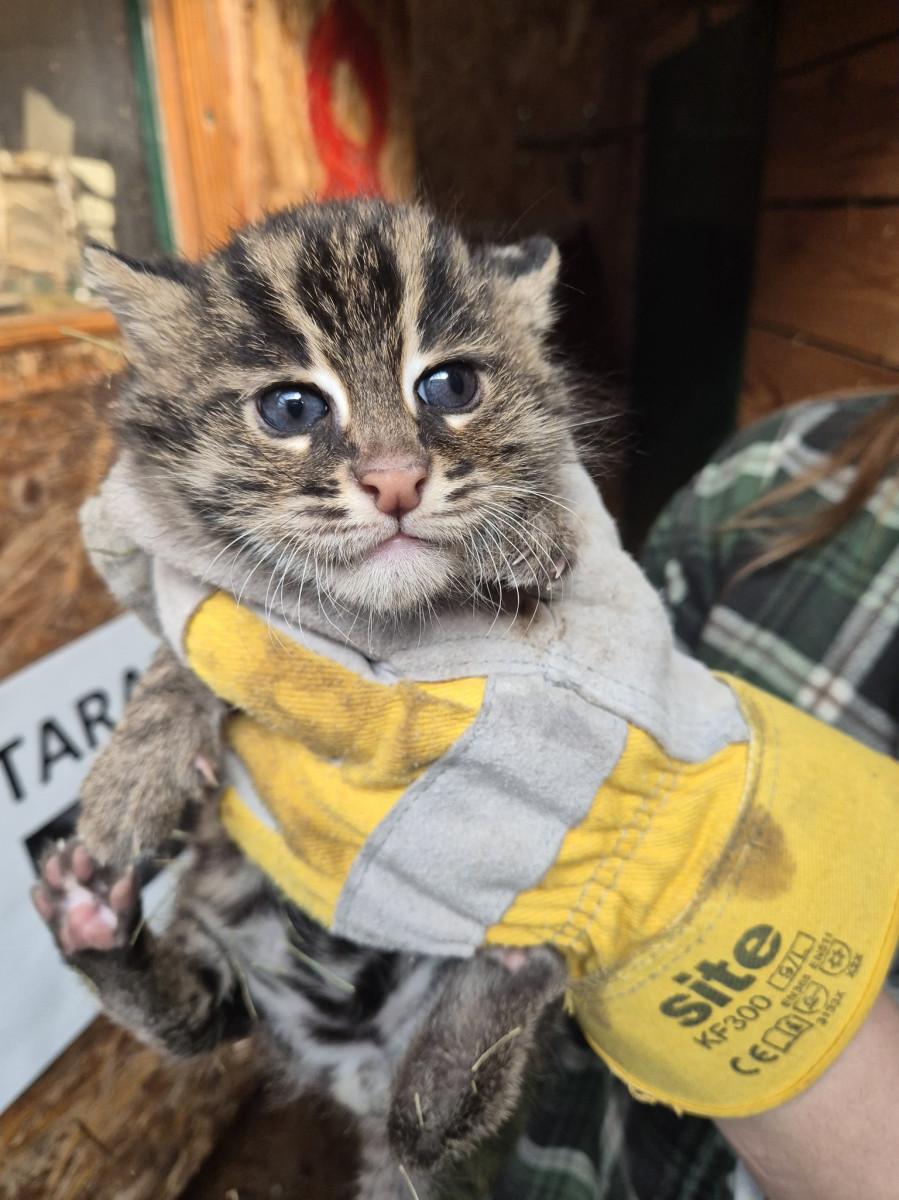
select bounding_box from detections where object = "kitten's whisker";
[482,484,587,529]
[291,550,314,645]
[265,536,295,623]
[276,535,304,621]
[475,501,556,589]
[202,530,256,586]
[474,499,555,591]
[478,521,517,634]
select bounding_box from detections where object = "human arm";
[718,989,899,1200]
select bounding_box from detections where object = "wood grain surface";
[765,36,899,200]
[0,308,118,354]
[739,326,899,425]
[0,344,124,680]
[0,1019,260,1200]
[750,206,899,368]
[148,0,414,258]
[776,0,899,72]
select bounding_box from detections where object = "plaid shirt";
[491,392,899,1200]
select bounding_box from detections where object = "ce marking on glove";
[730,1044,779,1076]
[729,1014,813,1076]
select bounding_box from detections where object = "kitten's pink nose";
[357,465,427,515]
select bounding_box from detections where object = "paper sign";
[0,614,161,1112]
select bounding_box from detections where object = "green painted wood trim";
[123,0,175,254]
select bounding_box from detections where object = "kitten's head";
[85,201,581,618]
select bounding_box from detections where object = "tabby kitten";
[34,201,584,1199]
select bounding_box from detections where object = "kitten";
[34,200,587,1199]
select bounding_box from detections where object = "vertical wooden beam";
[145,0,414,257]
[145,0,204,256]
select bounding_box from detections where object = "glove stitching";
[597,684,773,1001]
[337,675,537,925]
[577,759,680,940]
[551,759,676,953]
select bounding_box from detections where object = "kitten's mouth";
[365,532,429,561]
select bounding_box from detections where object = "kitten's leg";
[388,948,566,1176]
[32,838,254,1056]
[78,643,225,867]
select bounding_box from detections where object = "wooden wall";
[409,0,644,366]
[0,314,124,680]
[408,1,722,371]
[739,0,899,423]
[148,0,414,257]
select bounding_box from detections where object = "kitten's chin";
[326,538,462,614]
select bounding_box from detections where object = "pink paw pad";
[32,841,137,957]
[486,946,534,973]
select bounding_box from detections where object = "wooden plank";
[0,1017,259,1200]
[0,373,120,679]
[750,206,899,367]
[776,0,899,73]
[147,0,414,258]
[765,37,899,199]
[145,0,203,257]
[169,0,238,253]
[0,308,118,353]
[739,326,899,425]
[246,0,328,211]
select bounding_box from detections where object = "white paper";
[0,614,161,1112]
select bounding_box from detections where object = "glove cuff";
[569,677,899,1117]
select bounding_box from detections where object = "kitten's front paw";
[77,711,220,867]
[505,512,577,599]
[32,840,140,957]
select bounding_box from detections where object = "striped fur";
[52,202,586,1198]
[84,200,580,617]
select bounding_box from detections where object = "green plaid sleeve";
[644,394,899,754]
[493,391,899,1200]
[641,402,814,653]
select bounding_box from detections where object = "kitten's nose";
[357,464,427,515]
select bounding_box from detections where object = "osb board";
[739,326,899,425]
[0,340,128,681]
[764,36,899,200]
[149,0,414,257]
[0,1017,259,1200]
[750,207,899,368]
[776,0,899,73]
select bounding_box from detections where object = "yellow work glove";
[180,590,899,1121]
[90,454,898,1122]
[534,675,899,1118]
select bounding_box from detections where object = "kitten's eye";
[415,363,479,412]
[257,385,329,434]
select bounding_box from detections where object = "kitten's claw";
[32,839,140,957]
[194,754,219,788]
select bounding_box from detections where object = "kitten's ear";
[480,235,560,333]
[83,246,196,368]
